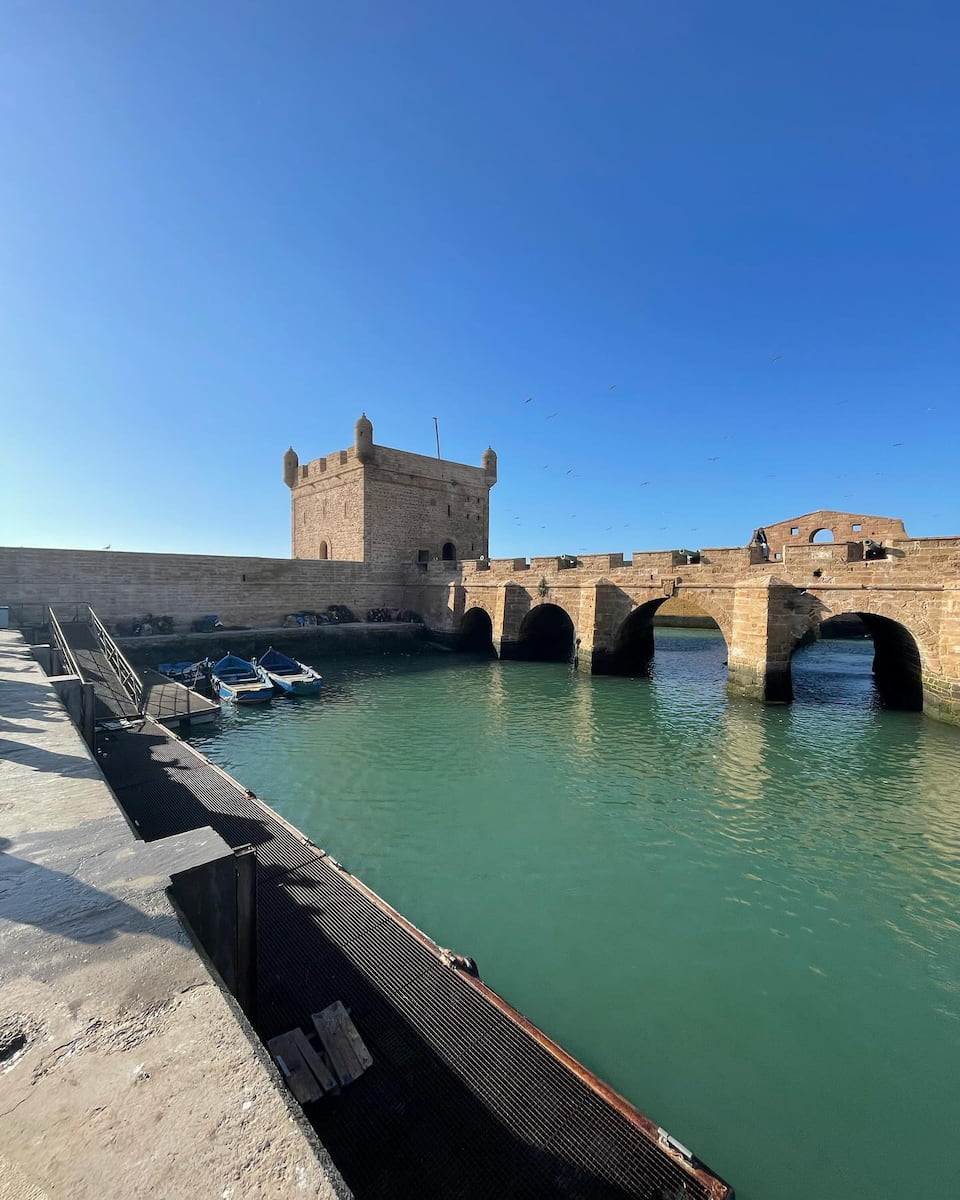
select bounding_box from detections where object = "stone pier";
[0,632,346,1200]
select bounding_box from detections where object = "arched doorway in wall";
[457,607,495,654]
[318,541,329,560]
[514,603,576,663]
[442,542,457,561]
[791,612,923,711]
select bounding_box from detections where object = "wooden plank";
[312,1001,373,1087]
[293,1027,338,1093]
[266,1029,325,1104]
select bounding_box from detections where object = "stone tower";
[284,415,497,563]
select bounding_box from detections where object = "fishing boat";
[257,646,324,695]
[159,660,210,687]
[210,654,274,704]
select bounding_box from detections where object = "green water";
[189,631,960,1199]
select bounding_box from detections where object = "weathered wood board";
[312,1001,373,1087]
[267,1028,334,1103]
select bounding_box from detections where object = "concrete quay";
[0,632,346,1200]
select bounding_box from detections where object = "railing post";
[80,682,96,749]
[234,845,258,1022]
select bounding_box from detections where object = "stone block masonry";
[285,413,497,565]
[0,545,416,632]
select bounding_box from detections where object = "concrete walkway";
[0,632,347,1199]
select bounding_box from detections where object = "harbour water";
[189,630,960,1199]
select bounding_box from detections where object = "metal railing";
[46,606,84,681]
[88,605,145,712]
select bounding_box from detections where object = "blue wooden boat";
[210,654,274,704]
[257,647,323,695]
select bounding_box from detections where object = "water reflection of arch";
[715,697,774,805]
[793,590,935,712]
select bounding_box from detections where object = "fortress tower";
[284,415,497,564]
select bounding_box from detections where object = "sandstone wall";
[365,453,490,564]
[1,546,417,631]
[289,439,493,565]
[761,510,907,552]
[291,458,365,561]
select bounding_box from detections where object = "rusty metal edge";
[318,856,735,1200]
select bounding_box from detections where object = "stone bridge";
[417,511,960,726]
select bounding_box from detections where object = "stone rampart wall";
[1,546,414,631]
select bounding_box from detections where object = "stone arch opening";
[792,611,923,711]
[599,595,727,676]
[442,542,457,561]
[604,599,666,674]
[318,541,329,560]
[457,607,495,654]
[810,528,834,543]
[653,595,723,633]
[515,603,576,663]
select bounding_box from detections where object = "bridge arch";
[457,606,495,654]
[513,603,576,663]
[599,593,730,675]
[790,593,935,712]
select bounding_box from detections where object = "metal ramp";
[50,607,218,730]
[58,617,143,722]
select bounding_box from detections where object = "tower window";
[318,541,329,560]
[447,504,451,516]
[442,542,456,561]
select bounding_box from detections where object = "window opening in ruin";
[811,529,834,543]
[852,523,862,531]
[790,527,799,536]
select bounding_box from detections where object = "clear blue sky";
[2,1,957,559]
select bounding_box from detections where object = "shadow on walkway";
[0,837,182,947]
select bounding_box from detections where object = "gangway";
[50,607,218,730]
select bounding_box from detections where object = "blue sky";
[2,1,957,559]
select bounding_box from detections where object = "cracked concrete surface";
[0,633,347,1199]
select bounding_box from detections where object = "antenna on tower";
[432,416,441,460]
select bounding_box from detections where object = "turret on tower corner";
[286,415,496,565]
[282,447,299,489]
[355,413,375,463]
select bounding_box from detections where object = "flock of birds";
[500,358,933,553]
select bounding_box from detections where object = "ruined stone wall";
[1,546,416,632]
[761,510,907,552]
